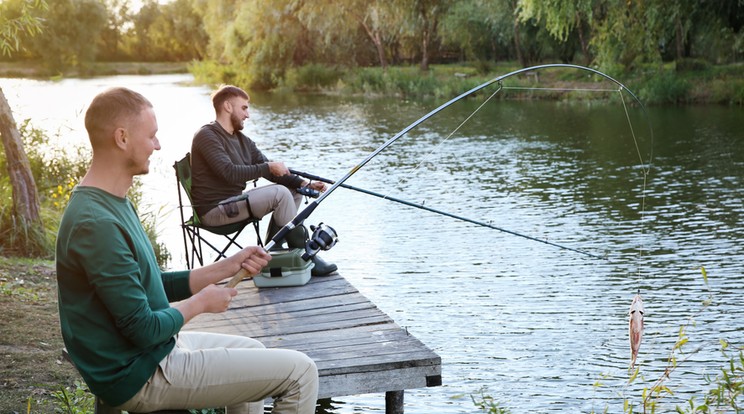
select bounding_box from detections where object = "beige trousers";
[202,184,302,227]
[116,332,318,414]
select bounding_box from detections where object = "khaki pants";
[202,185,302,227]
[116,332,318,414]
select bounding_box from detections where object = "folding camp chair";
[174,153,263,269]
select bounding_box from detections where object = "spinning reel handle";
[296,186,320,198]
[302,223,339,260]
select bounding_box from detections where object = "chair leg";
[252,221,263,247]
[215,227,245,261]
[180,225,191,270]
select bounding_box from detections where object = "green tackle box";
[253,248,313,288]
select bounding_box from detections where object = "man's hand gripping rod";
[225,201,320,288]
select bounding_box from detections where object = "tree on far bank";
[297,0,399,70]
[406,0,453,71]
[517,0,593,65]
[21,0,108,72]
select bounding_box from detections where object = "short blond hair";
[84,87,152,147]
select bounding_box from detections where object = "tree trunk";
[576,14,591,66]
[373,32,388,70]
[420,27,430,71]
[675,17,685,61]
[358,18,388,70]
[513,15,525,67]
[0,87,41,224]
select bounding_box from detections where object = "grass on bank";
[189,60,744,105]
[0,61,188,78]
[0,120,170,264]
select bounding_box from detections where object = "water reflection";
[1,75,742,413]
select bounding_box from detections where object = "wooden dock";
[185,273,442,413]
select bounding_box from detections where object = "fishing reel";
[302,222,338,260]
[296,186,320,198]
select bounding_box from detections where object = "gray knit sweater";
[190,121,303,217]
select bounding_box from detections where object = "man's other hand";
[237,246,271,276]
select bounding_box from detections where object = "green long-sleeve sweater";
[56,186,192,407]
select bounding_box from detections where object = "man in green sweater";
[56,87,319,414]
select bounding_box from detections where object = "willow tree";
[24,0,108,71]
[406,0,453,71]
[297,0,400,69]
[517,0,594,65]
[191,0,240,61]
[0,0,47,229]
[222,0,310,89]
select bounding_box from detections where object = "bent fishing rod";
[289,169,606,260]
[227,64,646,287]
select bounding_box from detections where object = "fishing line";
[502,86,620,93]
[616,87,654,283]
[398,83,504,184]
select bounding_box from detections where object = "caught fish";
[629,293,644,369]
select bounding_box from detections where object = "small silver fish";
[629,293,644,369]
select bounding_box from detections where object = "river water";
[1,74,742,413]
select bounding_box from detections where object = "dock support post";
[385,390,404,414]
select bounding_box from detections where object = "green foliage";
[0,204,51,258]
[680,341,744,413]
[0,0,48,56]
[23,0,108,72]
[123,0,208,62]
[471,387,511,413]
[339,65,489,99]
[281,64,344,92]
[52,381,95,414]
[517,0,592,43]
[129,183,172,269]
[440,0,512,62]
[675,58,711,72]
[221,0,309,90]
[188,60,255,91]
[637,70,692,105]
[3,0,743,100]
[708,78,744,106]
[0,120,169,266]
[0,120,88,257]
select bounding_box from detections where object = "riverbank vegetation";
[0,0,742,105]
[0,122,170,264]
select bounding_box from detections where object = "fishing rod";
[290,169,606,260]
[227,64,647,287]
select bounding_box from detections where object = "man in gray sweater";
[191,84,336,276]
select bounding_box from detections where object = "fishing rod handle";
[225,238,277,288]
[290,168,335,184]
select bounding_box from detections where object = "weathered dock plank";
[185,273,442,412]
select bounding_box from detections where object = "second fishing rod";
[289,169,606,260]
[225,64,630,287]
